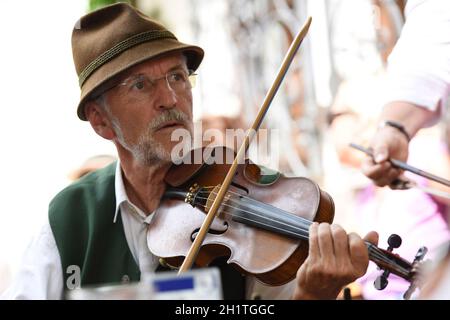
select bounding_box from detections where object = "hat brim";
[77,38,204,120]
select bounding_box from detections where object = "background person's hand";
[361,125,409,187]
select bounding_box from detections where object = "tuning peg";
[374,234,403,291]
[387,234,402,251]
[374,270,390,290]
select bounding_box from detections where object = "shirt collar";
[113,161,155,224]
[113,160,128,223]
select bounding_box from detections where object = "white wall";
[0,0,117,292]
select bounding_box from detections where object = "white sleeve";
[383,0,450,120]
[0,221,64,300]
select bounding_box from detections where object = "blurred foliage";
[147,7,162,21]
[88,0,137,12]
[88,0,163,22]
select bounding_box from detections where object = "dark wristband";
[378,120,411,142]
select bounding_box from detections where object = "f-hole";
[190,221,229,242]
[230,181,249,195]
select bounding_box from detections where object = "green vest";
[48,162,245,299]
[49,163,140,289]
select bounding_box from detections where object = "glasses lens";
[108,69,197,102]
[188,72,197,88]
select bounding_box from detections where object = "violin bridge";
[205,184,230,218]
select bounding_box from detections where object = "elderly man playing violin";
[2,3,378,300]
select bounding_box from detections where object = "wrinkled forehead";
[90,52,188,97]
[117,52,188,81]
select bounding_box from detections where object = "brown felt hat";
[72,3,204,120]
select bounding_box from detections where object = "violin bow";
[178,17,313,274]
[350,143,450,198]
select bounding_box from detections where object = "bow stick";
[178,17,313,274]
[350,143,450,197]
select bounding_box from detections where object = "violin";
[148,17,426,299]
[147,146,426,296]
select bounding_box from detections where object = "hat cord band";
[79,30,176,87]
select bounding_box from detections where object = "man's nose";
[154,78,178,110]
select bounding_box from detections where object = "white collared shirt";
[1,162,294,300]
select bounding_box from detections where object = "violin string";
[195,191,409,273]
[196,189,411,276]
[209,207,311,240]
[192,190,410,276]
[194,201,409,277]
[366,245,411,276]
[194,192,312,234]
[199,186,314,225]
[198,187,314,229]
[215,189,411,275]
[199,189,409,270]
[199,187,410,271]
[197,197,309,239]
[367,246,403,271]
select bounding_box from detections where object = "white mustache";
[148,109,189,130]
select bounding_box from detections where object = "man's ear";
[84,100,116,140]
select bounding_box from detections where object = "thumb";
[372,143,389,164]
[363,231,379,246]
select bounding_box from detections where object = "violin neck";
[230,200,311,241]
[366,242,413,281]
[182,185,415,282]
[231,207,413,281]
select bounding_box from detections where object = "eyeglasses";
[108,68,197,102]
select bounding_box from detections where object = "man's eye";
[169,71,185,82]
[131,80,146,90]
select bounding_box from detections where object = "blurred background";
[1,0,449,299]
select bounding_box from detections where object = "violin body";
[147,146,334,285]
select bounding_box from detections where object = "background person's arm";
[362,102,438,187]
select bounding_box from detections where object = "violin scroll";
[374,234,402,290]
[371,233,428,299]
